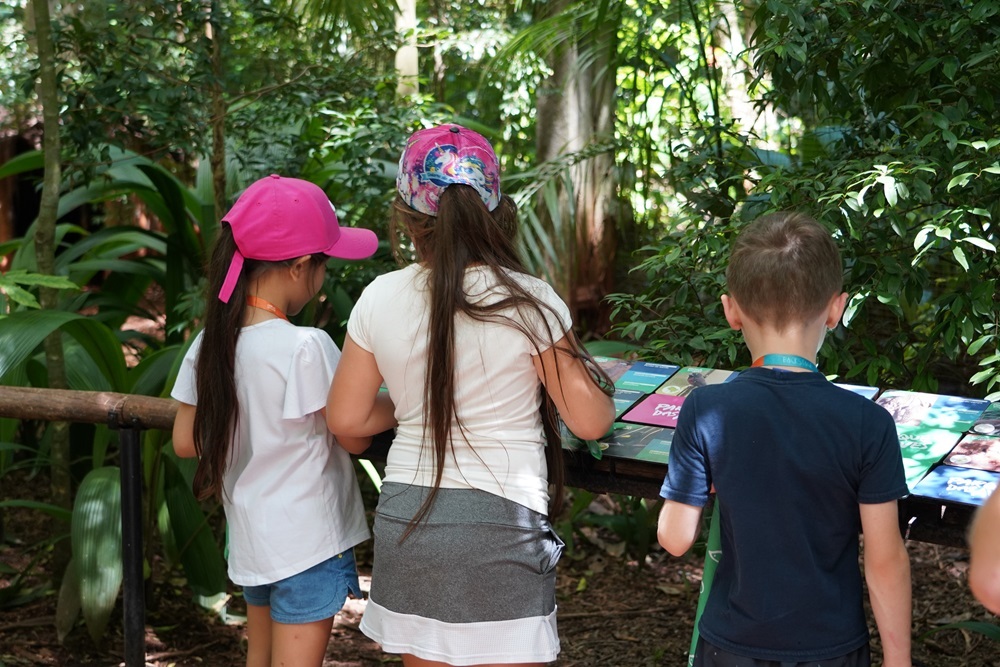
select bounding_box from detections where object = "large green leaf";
[162,332,199,401]
[162,456,227,597]
[65,314,132,387]
[56,557,82,643]
[50,145,183,228]
[0,150,43,179]
[155,474,180,567]
[3,145,202,287]
[127,346,183,397]
[55,226,167,271]
[63,337,113,392]
[922,620,1000,641]
[9,222,87,274]
[56,181,162,221]
[0,310,127,390]
[0,439,32,476]
[71,467,123,644]
[0,499,72,522]
[67,258,165,279]
[138,163,203,234]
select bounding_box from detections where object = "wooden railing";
[0,386,176,667]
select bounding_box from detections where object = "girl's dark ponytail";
[190,228,327,501]
[191,227,247,501]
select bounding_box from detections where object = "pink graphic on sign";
[620,394,686,429]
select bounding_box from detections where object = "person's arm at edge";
[533,335,614,440]
[657,500,703,557]
[860,500,912,667]
[319,408,374,455]
[969,485,1000,614]
[333,392,396,455]
[336,433,376,455]
[327,334,397,452]
[172,402,197,458]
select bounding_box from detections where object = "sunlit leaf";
[960,236,996,252]
[72,467,123,645]
[952,246,969,271]
[968,335,993,356]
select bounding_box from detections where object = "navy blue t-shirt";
[660,367,907,661]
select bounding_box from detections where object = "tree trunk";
[0,138,14,247]
[534,0,620,334]
[716,1,754,133]
[395,0,418,97]
[208,1,227,222]
[29,0,73,579]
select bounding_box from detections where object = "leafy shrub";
[610,0,1000,396]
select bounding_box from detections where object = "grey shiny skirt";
[360,482,564,664]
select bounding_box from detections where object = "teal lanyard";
[751,354,819,373]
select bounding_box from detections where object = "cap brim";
[324,226,379,260]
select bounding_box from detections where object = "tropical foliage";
[609,0,1000,398]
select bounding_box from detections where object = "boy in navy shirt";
[658,212,912,666]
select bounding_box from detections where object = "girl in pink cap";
[327,124,616,667]
[171,175,382,667]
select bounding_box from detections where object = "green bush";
[610,0,1000,396]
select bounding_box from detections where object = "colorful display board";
[569,357,996,506]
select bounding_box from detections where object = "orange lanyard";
[246,295,288,321]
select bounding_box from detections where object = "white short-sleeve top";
[171,320,371,586]
[345,263,572,515]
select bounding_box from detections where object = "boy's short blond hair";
[726,211,843,330]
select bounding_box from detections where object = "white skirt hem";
[360,599,560,665]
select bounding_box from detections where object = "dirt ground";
[1,469,999,667]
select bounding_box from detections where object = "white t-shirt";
[171,320,370,586]
[348,263,572,515]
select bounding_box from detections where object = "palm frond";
[283,0,397,38]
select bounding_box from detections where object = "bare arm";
[860,501,911,667]
[336,434,376,456]
[969,486,1000,614]
[172,402,197,458]
[657,500,704,557]
[532,337,615,440]
[333,395,396,455]
[327,334,397,444]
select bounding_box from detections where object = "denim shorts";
[242,550,362,624]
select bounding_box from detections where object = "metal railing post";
[113,416,146,667]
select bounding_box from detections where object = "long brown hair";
[390,185,612,534]
[191,226,326,501]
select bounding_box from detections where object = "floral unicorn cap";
[396,123,501,216]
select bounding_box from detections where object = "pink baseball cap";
[397,124,501,216]
[218,174,378,303]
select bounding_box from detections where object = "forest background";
[1,0,1000,659]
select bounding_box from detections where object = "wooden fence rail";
[0,386,176,429]
[0,386,174,667]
